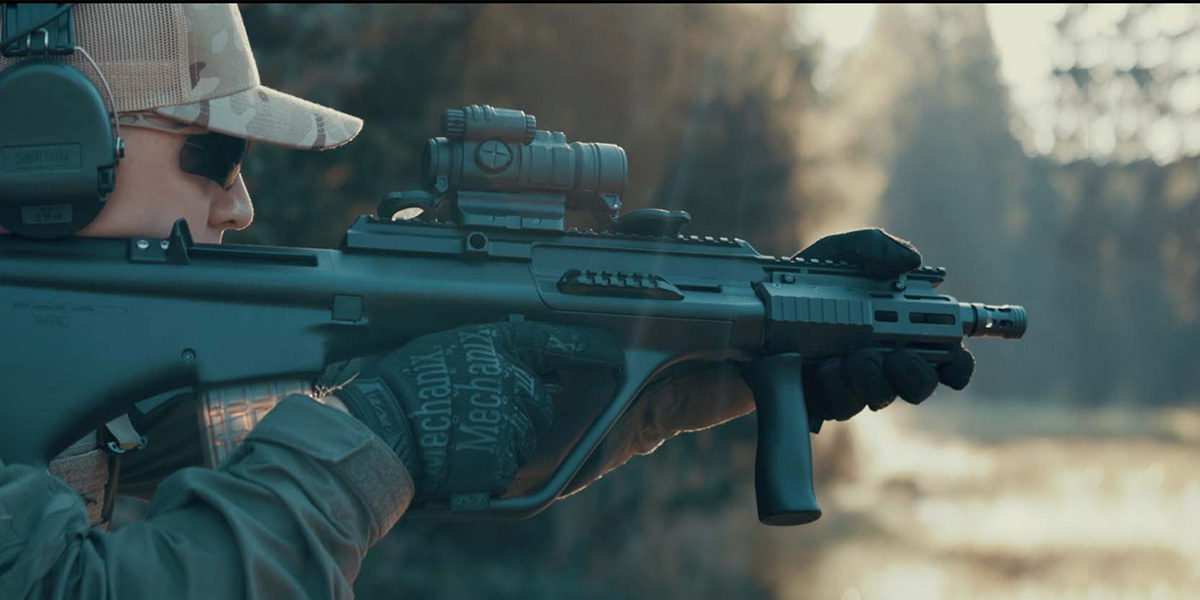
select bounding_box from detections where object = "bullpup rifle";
[0,105,1026,525]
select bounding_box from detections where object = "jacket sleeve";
[0,395,414,600]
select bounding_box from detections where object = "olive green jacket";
[0,396,413,599]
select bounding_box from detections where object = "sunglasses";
[179,132,250,190]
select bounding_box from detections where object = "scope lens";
[569,142,626,207]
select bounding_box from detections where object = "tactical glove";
[558,228,975,496]
[794,229,976,421]
[319,322,623,499]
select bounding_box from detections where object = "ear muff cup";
[0,59,118,239]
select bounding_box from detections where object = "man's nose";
[209,175,254,232]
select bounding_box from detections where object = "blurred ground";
[760,400,1200,600]
[357,398,1200,600]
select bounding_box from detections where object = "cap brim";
[152,85,363,150]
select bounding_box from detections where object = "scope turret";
[440,105,536,144]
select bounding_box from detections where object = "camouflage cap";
[0,4,362,150]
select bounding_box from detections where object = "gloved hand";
[793,229,976,425]
[317,322,623,499]
[557,228,975,496]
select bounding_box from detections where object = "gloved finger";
[434,386,542,497]
[512,373,555,436]
[509,386,547,465]
[491,445,520,496]
[843,349,897,411]
[503,322,625,376]
[443,417,529,497]
[814,357,868,421]
[796,228,922,280]
[883,349,939,405]
[800,364,827,434]
[937,344,975,390]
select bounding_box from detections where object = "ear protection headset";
[0,3,123,239]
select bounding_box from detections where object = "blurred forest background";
[232,4,1200,599]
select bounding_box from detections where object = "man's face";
[0,127,254,244]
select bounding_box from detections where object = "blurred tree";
[1049,5,1200,165]
[814,4,1200,406]
[235,4,824,256]
[1047,5,1200,404]
[820,5,1062,397]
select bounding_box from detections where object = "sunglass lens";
[180,133,249,190]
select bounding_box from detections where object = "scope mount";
[377,188,692,239]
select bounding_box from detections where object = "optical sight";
[384,106,627,231]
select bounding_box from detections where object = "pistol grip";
[742,353,822,526]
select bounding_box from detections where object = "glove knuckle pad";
[814,357,866,421]
[937,345,976,390]
[884,349,938,404]
[843,349,894,408]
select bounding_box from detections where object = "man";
[0,4,974,599]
